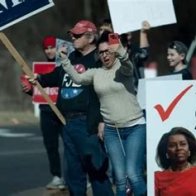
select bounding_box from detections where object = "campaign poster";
[0,0,54,30]
[137,74,182,109]
[32,62,58,104]
[55,38,74,66]
[146,80,196,196]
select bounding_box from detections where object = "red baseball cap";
[69,20,97,35]
[42,36,56,49]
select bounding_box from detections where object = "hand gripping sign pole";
[0,32,66,125]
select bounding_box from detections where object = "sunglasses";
[71,33,85,39]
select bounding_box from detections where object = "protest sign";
[0,0,54,30]
[107,0,176,33]
[146,80,196,196]
[55,38,74,66]
[32,62,58,104]
[137,74,182,109]
[0,1,65,124]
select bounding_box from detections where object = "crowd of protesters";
[21,17,196,196]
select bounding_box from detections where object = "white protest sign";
[146,80,196,196]
[137,74,182,109]
[107,0,176,33]
[0,0,54,30]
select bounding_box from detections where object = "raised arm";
[115,43,134,76]
[60,54,95,85]
[131,21,150,64]
[140,20,150,48]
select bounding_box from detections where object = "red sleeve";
[154,172,160,196]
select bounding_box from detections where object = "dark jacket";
[171,68,193,80]
[38,49,102,134]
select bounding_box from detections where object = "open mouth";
[168,61,175,66]
[105,59,110,64]
[103,58,110,65]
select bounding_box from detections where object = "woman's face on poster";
[167,134,190,163]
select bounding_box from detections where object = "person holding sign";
[21,36,66,190]
[58,31,147,196]
[29,20,114,196]
[155,127,196,196]
[167,41,193,79]
[120,21,150,88]
[98,19,150,88]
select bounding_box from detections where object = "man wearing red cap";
[69,20,97,34]
[21,36,65,190]
[34,20,114,196]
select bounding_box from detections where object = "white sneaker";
[87,181,91,189]
[46,176,66,190]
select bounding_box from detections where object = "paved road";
[0,124,64,196]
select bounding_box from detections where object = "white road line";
[0,129,35,138]
[0,149,46,156]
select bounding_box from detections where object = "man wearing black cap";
[33,20,113,196]
[167,40,192,79]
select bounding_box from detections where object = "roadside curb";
[11,187,69,196]
[11,186,93,196]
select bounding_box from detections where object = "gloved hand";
[20,74,33,94]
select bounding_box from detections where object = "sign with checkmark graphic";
[146,80,196,196]
[154,84,193,122]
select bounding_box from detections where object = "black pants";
[40,108,63,177]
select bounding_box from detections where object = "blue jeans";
[63,115,114,196]
[104,124,146,196]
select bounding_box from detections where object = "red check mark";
[154,84,193,121]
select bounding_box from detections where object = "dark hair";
[120,33,129,48]
[96,30,110,47]
[99,18,112,26]
[168,41,188,64]
[156,127,196,169]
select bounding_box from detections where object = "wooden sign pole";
[0,32,66,125]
